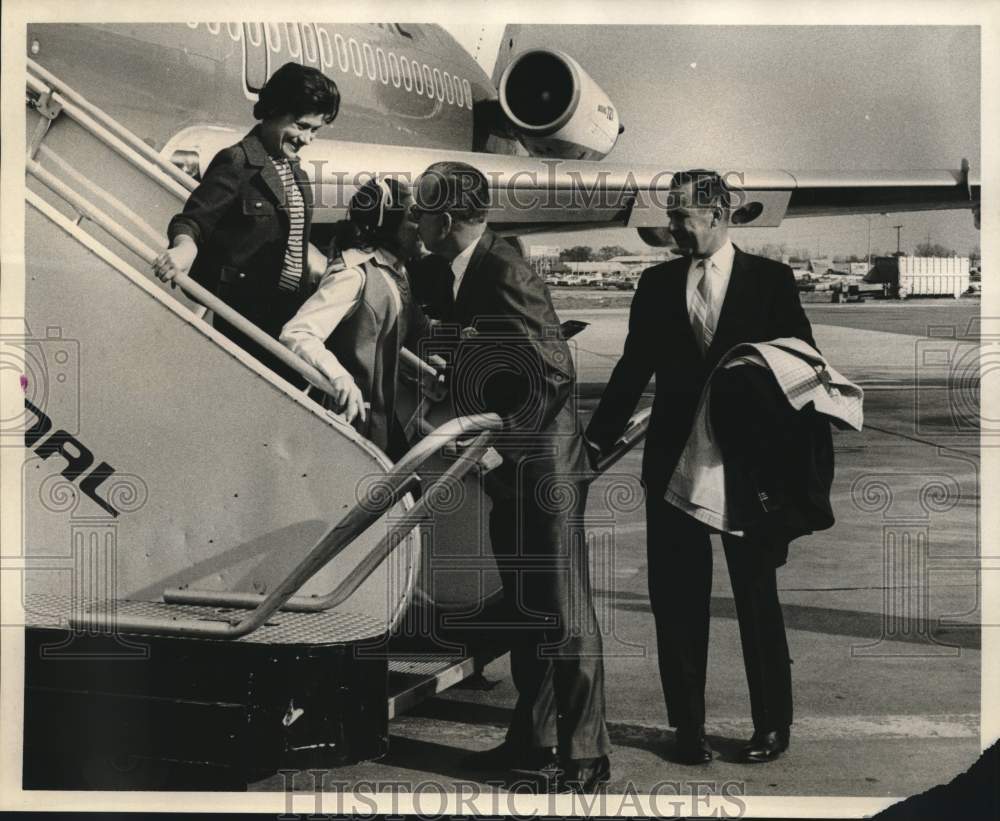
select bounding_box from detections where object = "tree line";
[549,242,979,263]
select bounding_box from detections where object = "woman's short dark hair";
[253,62,340,123]
[331,178,411,255]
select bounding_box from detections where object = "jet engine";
[498,49,623,161]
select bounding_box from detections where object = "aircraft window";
[376,47,390,84]
[432,68,445,102]
[227,22,242,41]
[246,21,263,47]
[412,60,424,94]
[244,23,268,92]
[462,79,473,110]
[362,42,377,81]
[443,71,455,104]
[285,23,302,61]
[422,64,434,98]
[349,38,364,77]
[206,22,221,35]
[454,74,464,107]
[401,56,413,91]
[301,24,318,64]
[317,27,334,69]
[266,23,281,53]
[334,33,349,73]
[388,51,401,87]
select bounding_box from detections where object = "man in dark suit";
[586,170,817,764]
[412,161,610,792]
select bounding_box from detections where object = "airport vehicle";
[830,280,889,303]
[16,22,980,788]
[602,277,637,291]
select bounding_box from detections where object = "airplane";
[16,21,980,789]
[25,21,981,251]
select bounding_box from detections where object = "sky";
[462,25,982,259]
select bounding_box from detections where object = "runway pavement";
[252,300,985,803]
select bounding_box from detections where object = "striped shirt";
[272,157,306,293]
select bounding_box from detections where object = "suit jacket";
[408,253,455,320]
[167,127,313,334]
[443,229,587,493]
[586,246,816,495]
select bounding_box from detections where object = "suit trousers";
[487,472,610,760]
[645,493,793,732]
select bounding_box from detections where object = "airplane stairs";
[19,58,651,789]
[20,58,511,789]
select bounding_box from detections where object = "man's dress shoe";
[674,725,713,764]
[460,743,557,772]
[742,728,790,763]
[545,755,611,793]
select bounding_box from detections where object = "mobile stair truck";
[18,60,649,789]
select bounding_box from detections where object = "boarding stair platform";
[20,59,651,788]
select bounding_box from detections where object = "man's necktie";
[444,268,456,319]
[690,258,716,355]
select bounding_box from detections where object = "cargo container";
[865,256,970,298]
[898,256,970,298]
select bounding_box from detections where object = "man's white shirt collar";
[686,239,735,316]
[690,239,735,278]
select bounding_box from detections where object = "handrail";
[594,407,652,473]
[400,347,438,379]
[163,404,650,624]
[399,347,448,406]
[27,158,341,398]
[73,412,502,639]
[27,58,197,194]
[165,431,496,628]
[36,143,168,250]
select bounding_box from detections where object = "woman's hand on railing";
[152,237,197,287]
[329,374,366,423]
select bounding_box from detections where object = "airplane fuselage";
[26,23,511,156]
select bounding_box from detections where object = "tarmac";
[252,300,986,807]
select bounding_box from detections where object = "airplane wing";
[171,129,981,236]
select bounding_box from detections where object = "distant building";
[811,257,851,274]
[607,254,675,266]
[605,254,676,278]
[561,261,629,280]
[529,245,561,259]
[528,245,561,275]
[538,251,676,281]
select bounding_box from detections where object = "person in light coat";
[281,178,430,456]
